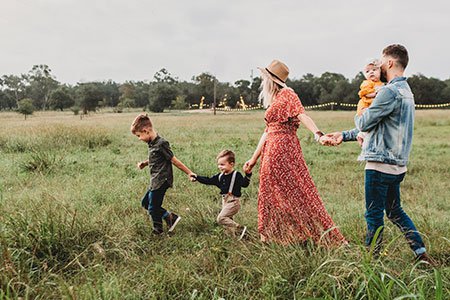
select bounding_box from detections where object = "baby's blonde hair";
[365,58,381,68]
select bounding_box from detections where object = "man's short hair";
[383,44,409,69]
[216,150,235,164]
[130,114,152,134]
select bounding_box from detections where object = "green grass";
[0,109,449,299]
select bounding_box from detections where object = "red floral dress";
[258,88,347,245]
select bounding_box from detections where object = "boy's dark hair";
[130,114,153,134]
[216,150,235,164]
[383,44,409,69]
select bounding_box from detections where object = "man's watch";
[314,131,324,142]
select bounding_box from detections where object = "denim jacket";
[342,77,414,166]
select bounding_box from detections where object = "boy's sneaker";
[415,253,437,267]
[152,228,163,235]
[237,226,247,241]
[165,213,181,232]
[152,221,164,235]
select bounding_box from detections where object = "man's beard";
[380,69,388,83]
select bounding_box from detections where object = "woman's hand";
[243,158,257,174]
[189,173,197,182]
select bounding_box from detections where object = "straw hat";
[258,59,289,87]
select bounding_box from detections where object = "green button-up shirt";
[147,135,174,191]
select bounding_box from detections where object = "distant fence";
[214,106,261,112]
[208,102,450,112]
[303,102,450,110]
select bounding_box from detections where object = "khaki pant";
[217,195,241,234]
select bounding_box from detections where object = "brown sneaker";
[415,253,437,267]
[165,213,181,232]
[237,226,247,241]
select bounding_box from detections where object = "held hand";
[322,132,343,146]
[318,135,334,146]
[189,173,197,182]
[137,161,148,169]
[357,136,364,147]
[243,158,257,174]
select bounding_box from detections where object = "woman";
[243,59,347,245]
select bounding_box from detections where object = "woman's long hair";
[259,72,282,108]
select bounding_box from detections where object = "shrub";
[17,98,35,120]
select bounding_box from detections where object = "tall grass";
[0,110,448,299]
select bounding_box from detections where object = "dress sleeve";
[267,88,305,123]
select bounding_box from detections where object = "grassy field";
[0,109,449,299]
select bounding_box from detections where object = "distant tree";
[442,79,450,102]
[288,73,318,106]
[102,80,120,107]
[26,64,59,110]
[315,72,348,104]
[0,74,27,107]
[49,86,74,111]
[176,81,198,107]
[343,72,365,104]
[119,82,135,99]
[17,98,35,119]
[0,89,16,110]
[408,74,446,104]
[192,72,217,106]
[234,79,251,106]
[218,82,240,108]
[153,68,178,84]
[249,76,262,105]
[118,97,136,110]
[171,95,188,110]
[148,83,177,112]
[134,81,151,108]
[76,82,104,114]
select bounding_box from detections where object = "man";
[326,44,433,264]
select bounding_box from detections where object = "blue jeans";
[141,181,170,231]
[365,170,426,256]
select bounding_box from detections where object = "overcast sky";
[1,0,449,84]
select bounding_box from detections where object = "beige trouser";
[217,195,241,233]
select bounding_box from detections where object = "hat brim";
[258,67,287,88]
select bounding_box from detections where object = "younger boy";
[131,113,195,235]
[192,150,251,240]
[357,59,384,145]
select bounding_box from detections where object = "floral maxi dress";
[258,88,347,245]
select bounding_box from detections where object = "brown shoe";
[237,226,247,241]
[415,253,437,267]
[165,213,181,232]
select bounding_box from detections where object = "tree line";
[1,65,449,115]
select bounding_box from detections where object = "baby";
[357,59,384,145]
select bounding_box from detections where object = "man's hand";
[321,132,343,146]
[357,136,364,147]
[318,135,334,146]
[137,160,149,169]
